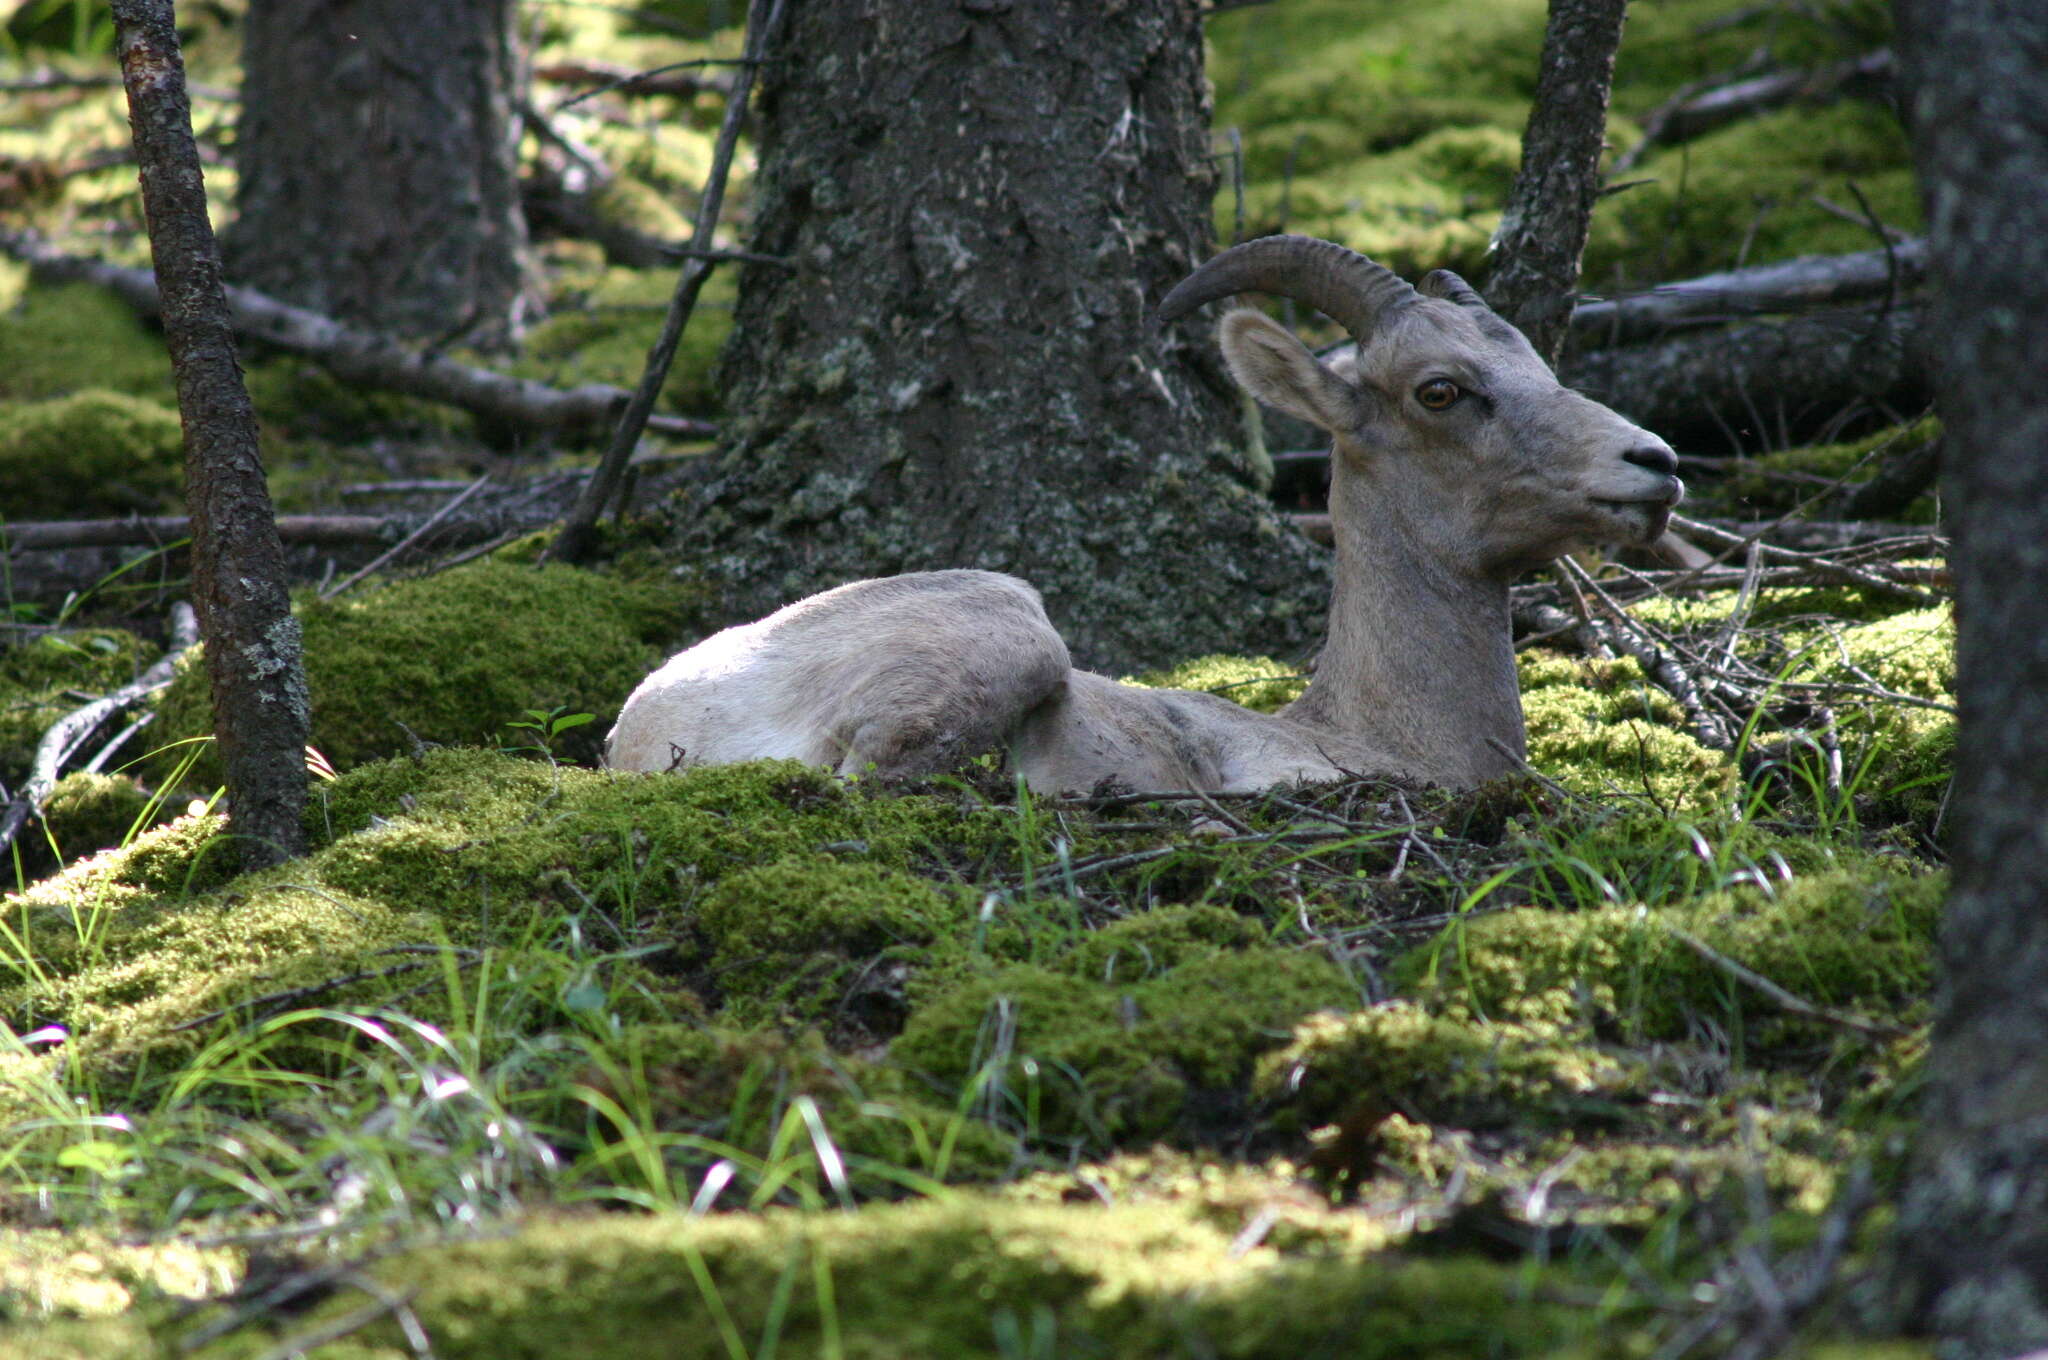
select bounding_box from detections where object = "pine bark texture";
[669,0,1329,674]
[1485,0,1629,364]
[112,0,308,868]
[1890,1,2048,1354]
[227,0,530,342]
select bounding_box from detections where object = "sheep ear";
[1216,309,1362,434]
[1418,269,1490,310]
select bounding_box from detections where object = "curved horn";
[1154,234,1420,345]
[1417,268,1490,310]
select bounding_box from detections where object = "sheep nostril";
[1623,445,1679,478]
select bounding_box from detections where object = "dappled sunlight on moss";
[1520,651,1737,810]
[307,1198,1610,1359]
[150,560,700,784]
[1127,653,1307,714]
[0,1226,236,1322]
[1260,999,1646,1131]
[1401,867,1940,1043]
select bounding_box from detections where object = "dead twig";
[549,0,787,564]
[1666,928,1909,1038]
[320,476,491,600]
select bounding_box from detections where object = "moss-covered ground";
[0,564,1949,1356]
[0,0,1949,1354]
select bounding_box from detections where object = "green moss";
[1519,652,1737,809]
[1400,867,1943,1042]
[1258,999,1645,1130]
[1128,654,1307,715]
[1210,0,1909,286]
[1588,102,1918,285]
[35,772,154,865]
[1723,417,1942,521]
[697,857,970,1023]
[241,358,469,444]
[0,282,172,403]
[516,265,736,417]
[5,749,1040,1075]
[315,1199,1607,1360]
[149,560,698,783]
[0,389,183,518]
[891,946,1354,1144]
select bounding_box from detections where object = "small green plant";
[501,706,598,761]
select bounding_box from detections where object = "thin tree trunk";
[1891,0,2048,1354]
[227,0,531,343]
[669,0,1327,673]
[1486,0,1630,364]
[111,0,308,869]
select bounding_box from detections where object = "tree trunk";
[667,0,1328,674]
[112,0,308,869]
[1486,0,1630,364]
[227,0,531,343]
[1890,1,2048,1355]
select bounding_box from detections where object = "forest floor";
[0,1,1952,1356]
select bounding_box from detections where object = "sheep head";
[1157,235,1683,580]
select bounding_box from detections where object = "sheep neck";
[1285,468,1525,785]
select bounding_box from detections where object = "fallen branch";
[1568,238,1927,347]
[1561,557,1735,750]
[0,229,717,441]
[0,602,199,857]
[0,69,236,100]
[2,510,548,554]
[319,476,493,600]
[1613,49,1894,173]
[1666,513,1944,605]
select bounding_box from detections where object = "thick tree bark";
[1486,0,1630,364]
[667,0,1328,674]
[226,0,531,343]
[111,0,308,868]
[1891,0,2048,1354]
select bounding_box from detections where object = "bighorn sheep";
[607,235,1682,793]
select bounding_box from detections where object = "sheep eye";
[1416,379,1461,410]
